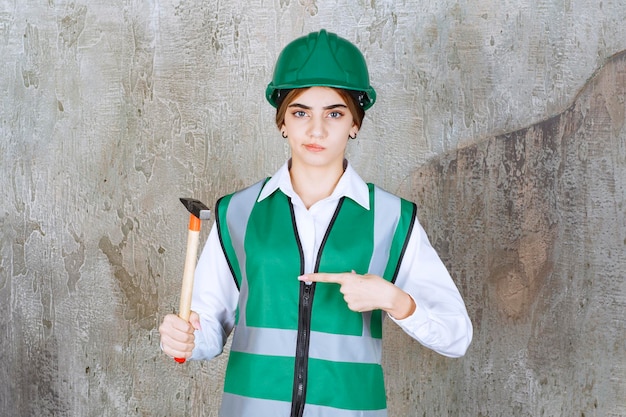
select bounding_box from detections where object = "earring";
[282,131,288,139]
[349,133,357,140]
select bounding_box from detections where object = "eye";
[328,110,343,119]
[292,110,307,118]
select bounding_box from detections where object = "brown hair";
[275,88,366,131]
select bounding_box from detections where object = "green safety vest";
[215,179,416,417]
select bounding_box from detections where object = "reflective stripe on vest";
[215,180,416,417]
[220,393,389,417]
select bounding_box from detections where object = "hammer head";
[179,198,211,220]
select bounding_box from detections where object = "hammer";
[175,197,211,363]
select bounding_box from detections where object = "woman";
[159,29,472,417]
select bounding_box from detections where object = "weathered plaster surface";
[389,50,626,416]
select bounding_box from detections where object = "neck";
[289,160,345,209]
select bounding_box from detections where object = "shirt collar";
[258,159,370,210]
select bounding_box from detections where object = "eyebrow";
[288,103,348,110]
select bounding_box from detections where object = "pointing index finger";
[298,272,353,284]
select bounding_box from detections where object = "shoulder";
[216,178,269,216]
[369,184,416,211]
[368,185,418,234]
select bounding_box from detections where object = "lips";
[304,144,325,152]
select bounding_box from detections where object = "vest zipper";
[291,281,315,417]
[290,197,344,417]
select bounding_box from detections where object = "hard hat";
[265,29,377,110]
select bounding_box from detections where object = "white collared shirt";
[190,161,472,360]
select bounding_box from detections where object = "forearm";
[189,224,238,360]
[390,298,473,357]
[392,220,473,357]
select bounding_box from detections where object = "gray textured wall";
[390,50,626,416]
[1,1,624,416]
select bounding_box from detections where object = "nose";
[307,115,326,138]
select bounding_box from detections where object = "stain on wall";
[389,50,626,417]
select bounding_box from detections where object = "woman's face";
[281,87,358,171]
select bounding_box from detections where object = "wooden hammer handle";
[175,215,202,363]
[179,227,200,320]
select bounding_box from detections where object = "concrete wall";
[1,1,624,416]
[388,50,626,416]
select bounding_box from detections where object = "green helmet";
[265,29,377,110]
